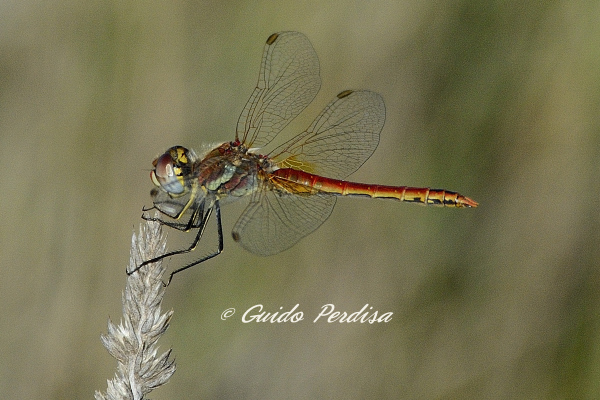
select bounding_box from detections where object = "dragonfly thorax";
[194,142,265,199]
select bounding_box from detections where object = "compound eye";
[151,152,185,194]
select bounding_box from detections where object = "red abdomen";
[272,168,478,208]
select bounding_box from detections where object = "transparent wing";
[236,31,321,148]
[232,90,385,255]
[270,90,385,179]
[232,183,336,256]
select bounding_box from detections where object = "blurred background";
[1,0,599,398]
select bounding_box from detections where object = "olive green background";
[1,1,599,399]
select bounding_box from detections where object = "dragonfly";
[130,31,477,284]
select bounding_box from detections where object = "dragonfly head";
[151,146,194,197]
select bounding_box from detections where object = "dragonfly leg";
[128,201,207,276]
[142,207,201,232]
[164,201,224,286]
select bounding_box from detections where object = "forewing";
[232,186,336,256]
[271,90,385,179]
[236,31,321,148]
